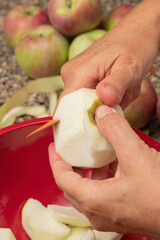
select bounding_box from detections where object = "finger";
[95,105,147,170]
[96,55,142,106]
[48,143,94,201]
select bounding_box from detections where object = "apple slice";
[47,204,91,227]
[93,230,123,240]
[0,228,16,240]
[65,227,91,240]
[53,88,124,168]
[22,198,70,240]
[81,229,96,240]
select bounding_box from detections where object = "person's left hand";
[49,105,160,239]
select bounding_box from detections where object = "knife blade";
[26,119,59,137]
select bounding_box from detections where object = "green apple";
[53,88,123,168]
[94,230,123,240]
[65,227,91,240]
[22,198,70,240]
[47,205,91,227]
[0,228,16,240]
[68,29,106,59]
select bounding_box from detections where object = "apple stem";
[23,6,36,15]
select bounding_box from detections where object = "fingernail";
[95,105,115,119]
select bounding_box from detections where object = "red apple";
[15,25,69,79]
[3,4,50,48]
[156,96,160,121]
[104,5,134,31]
[124,78,157,129]
[48,0,102,36]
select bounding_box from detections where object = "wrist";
[136,0,160,44]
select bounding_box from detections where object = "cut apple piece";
[65,227,91,240]
[53,88,124,168]
[47,204,91,227]
[93,230,123,240]
[0,228,16,240]
[81,229,96,240]
[22,198,70,240]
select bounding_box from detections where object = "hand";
[60,0,159,109]
[49,105,160,239]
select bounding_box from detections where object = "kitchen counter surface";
[0,0,160,142]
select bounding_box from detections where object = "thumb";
[95,105,146,169]
[96,56,141,106]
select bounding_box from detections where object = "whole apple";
[104,5,134,31]
[15,25,69,79]
[124,78,157,129]
[3,5,50,48]
[68,29,106,59]
[156,96,160,122]
[48,0,102,36]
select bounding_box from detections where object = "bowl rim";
[0,116,52,136]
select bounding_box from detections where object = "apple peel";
[0,75,64,128]
[0,105,49,128]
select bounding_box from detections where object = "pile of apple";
[3,1,159,130]
[3,0,105,79]
[3,1,135,80]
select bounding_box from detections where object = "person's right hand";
[60,0,160,109]
[49,105,160,239]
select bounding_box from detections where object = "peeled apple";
[0,228,16,240]
[53,88,123,168]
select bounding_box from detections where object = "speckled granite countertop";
[0,0,160,141]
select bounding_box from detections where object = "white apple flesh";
[53,88,123,168]
[81,230,96,240]
[94,230,123,240]
[47,205,91,227]
[22,198,70,240]
[65,227,91,240]
[0,228,16,240]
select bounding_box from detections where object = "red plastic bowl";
[0,117,159,240]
